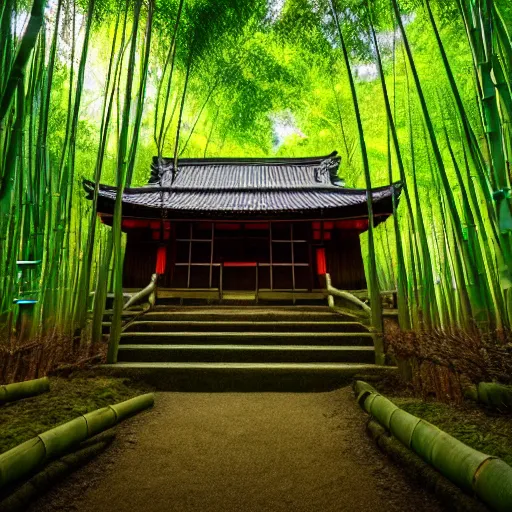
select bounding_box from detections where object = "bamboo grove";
[0,0,511,352]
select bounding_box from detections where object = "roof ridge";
[85,179,402,195]
[151,151,338,167]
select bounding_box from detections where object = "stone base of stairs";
[100,304,393,391]
[96,362,397,391]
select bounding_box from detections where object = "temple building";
[84,151,401,302]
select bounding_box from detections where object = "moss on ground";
[358,373,512,467]
[392,398,512,466]
[0,373,152,454]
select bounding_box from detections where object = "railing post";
[255,263,259,303]
[325,273,386,365]
[107,274,158,364]
[373,292,385,366]
[219,263,223,301]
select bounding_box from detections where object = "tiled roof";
[84,152,402,220]
[148,153,341,189]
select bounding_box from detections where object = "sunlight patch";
[270,112,307,150]
[354,63,379,81]
[266,0,286,23]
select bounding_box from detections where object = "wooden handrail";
[120,274,158,332]
[123,273,158,310]
[325,273,371,316]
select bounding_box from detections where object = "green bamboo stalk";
[0,0,44,126]
[74,3,127,332]
[0,0,13,97]
[405,216,420,329]
[56,0,95,333]
[458,1,509,195]
[109,0,143,363]
[443,126,497,328]
[172,47,195,177]
[412,122,439,329]
[126,0,154,187]
[24,35,41,262]
[91,230,113,345]
[40,0,79,331]
[154,0,185,158]
[0,78,25,318]
[369,13,410,330]
[35,0,63,332]
[392,0,485,327]
[425,0,495,209]
[35,0,62,247]
[330,71,351,166]
[178,80,219,157]
[329,0,383,344]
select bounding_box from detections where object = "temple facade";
[84,151,401,301]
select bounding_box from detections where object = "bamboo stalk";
[0,0,44,126]
[329,0,383,343]
[108,0,143,363]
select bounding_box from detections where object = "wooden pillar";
[155,246,167,274]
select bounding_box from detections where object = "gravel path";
[32,387,443,512]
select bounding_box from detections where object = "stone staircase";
[100,305,393,390]
[117,306,375,364]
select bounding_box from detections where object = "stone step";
[152,305,331,312]
[119,331,375,346]
[116,344,375,364]
[103,305,365,325]
[123,320,370,334]
[97,362,396,391]
[139,309,342,323]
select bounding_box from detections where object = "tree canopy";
[0,0,511,346]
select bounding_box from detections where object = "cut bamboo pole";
[354,381,512,512]
[0,393,154,490]
[0,377,49,404]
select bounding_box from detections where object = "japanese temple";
[84,151,401,302]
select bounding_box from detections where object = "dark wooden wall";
[325,230,366,290]
[123,233,157,288]
[122,223,367,291]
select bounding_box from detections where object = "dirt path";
[32,388,443,512]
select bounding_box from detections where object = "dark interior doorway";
[169,221,313,291]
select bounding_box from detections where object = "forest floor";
[367,375,512,467]
[0,374,150,453]
[26,386,445,512]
